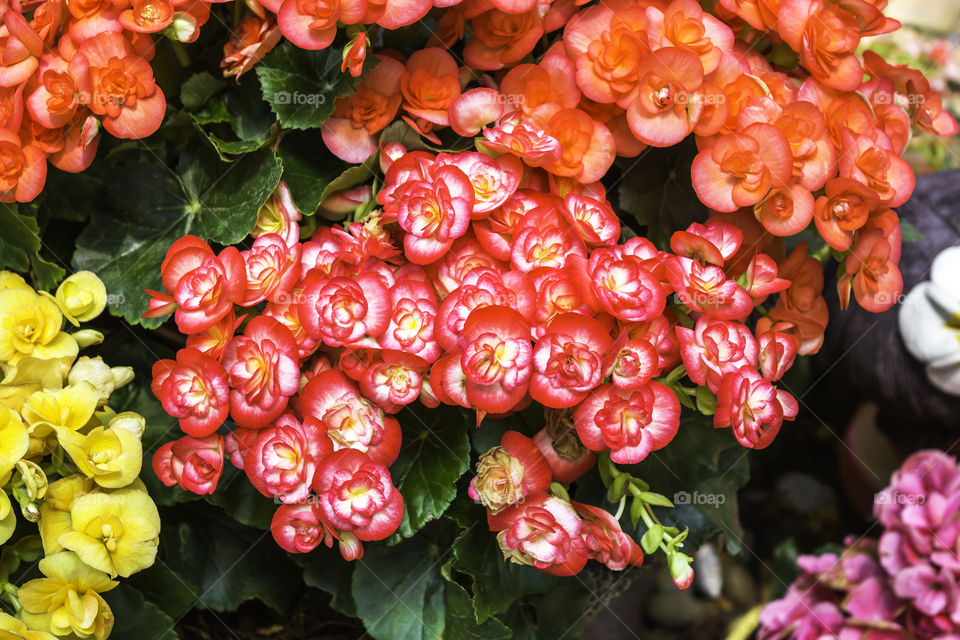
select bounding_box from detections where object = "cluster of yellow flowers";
[0,270,160,640]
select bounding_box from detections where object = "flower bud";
[109,411,146,438]
[166,11,198,42]
[68,356,118,406]
[73,329,104,348]
[668,551,695,590]
[55,271,107,324]
[533,411,596,483]
[17,459,48,501]
[341,30,368,78]
[379,142,406,174]
[111,366,135,389]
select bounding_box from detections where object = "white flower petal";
[899,283,960,363]
[930,245,960,305]
[926,363,960,397]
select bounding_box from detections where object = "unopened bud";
[73,330,104,348]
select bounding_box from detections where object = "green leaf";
[352,536,446,640]
[669,384,696,410]
[391,405,471,537]
[320,157,378,203]
[126,563,198,620]
[159,505,302,612]
[72,146,282,327]
[529,578,594,640]
[623,414,749,555]
[900,218,925,243]
[444,580,512,640]
[379,120,475,154]
[696,386,717,416]
[299,550,357,617]
[0,204,66,289]
[640,523,664,554]
[205,464,277,530]
[638,491,674,508]
[379,121,432,152]
[276,129,350,214]
[191,75,276,157]
[691,447,750,554]
[257,42,362,130]
[452,523,555,623]
[104,584,179,640]
[38,168,100,222]
[180,72,226,111]
[617,139,706,249]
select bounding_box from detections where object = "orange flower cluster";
[314,0,956,314]
[0,0,219,202]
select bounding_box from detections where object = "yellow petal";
[0,490,16,545]
[0,271,32,292]
[39,502,74,555]
[48,534,115,579]
[27,333,79,370]
[0,405,28,479]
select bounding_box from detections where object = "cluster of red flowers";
[145,0,956,575]
[0,0,220,202]
[147,141,812,568]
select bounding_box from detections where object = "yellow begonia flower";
[55,272,107,326]
[67,357,134,407]
[56,413,144,489]
[18,552,116,640]
[39,476,95,556]
[0,356,69,414]
[21,383,99,438]
[0,611,58,640]
[0,405,28,484]
[58,484,160,578]
[0,489,16,545]
[27,332,78,369]
[0,271,33,292]
[0,290,62,363]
